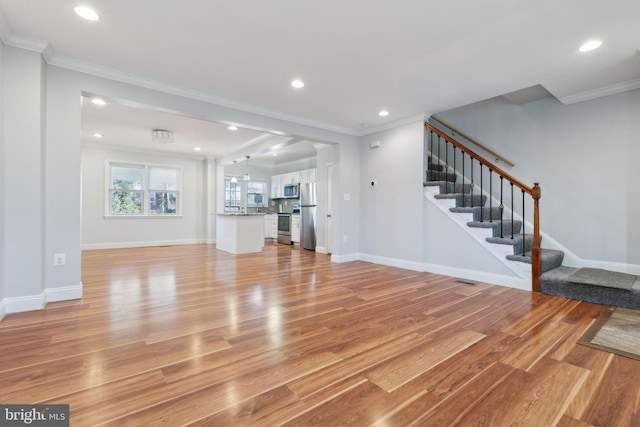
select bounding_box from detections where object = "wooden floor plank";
[0,243,638,426]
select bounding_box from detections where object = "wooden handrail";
[425,122,541,292]
[430,116,515,167]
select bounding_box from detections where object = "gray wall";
[358,122,425,269]
[438,89,640,272]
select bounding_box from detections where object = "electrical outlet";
[343,235,348,242]
[54,253,66,266]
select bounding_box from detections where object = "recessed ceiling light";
[228,126,238,131]
[291,79,305,89]
[74,6,99,21]
[579,40,602,52]
[93,133,103,138]
[272,153,278,157]
[379,110,390,117]
[194,147,202,151]
[91,98,106,106]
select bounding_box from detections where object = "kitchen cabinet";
[264,214,277,240]
[270,168,316,198]
[270,175,282,199]
[216,214,265,254]
[291,214,301,243]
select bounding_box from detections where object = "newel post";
[531,183,541,292]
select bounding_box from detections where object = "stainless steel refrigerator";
[299,183,317,250]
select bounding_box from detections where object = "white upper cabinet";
[270,168,316,197]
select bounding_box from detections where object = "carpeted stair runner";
[425,160,637,308]
[541,266,640,309]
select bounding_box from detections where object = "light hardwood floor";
[1,243,639,426]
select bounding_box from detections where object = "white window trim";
[105,160,183,218]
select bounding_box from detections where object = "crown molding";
[4,33,54,61]
[355,113,427,137]
[48,55,361,137]
[558,78,640,105]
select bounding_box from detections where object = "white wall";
[438,89,640,272]
[81,145,207,249]
[357,121,425,269]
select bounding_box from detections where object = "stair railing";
[425,122,542,292]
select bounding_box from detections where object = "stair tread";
[486,234,534,245]
[506,249,564,273]
[467,220,522,228]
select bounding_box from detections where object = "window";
[107,161,181,216]
[224,179,267,212]
[247,181,267,208]
[224,180,242,211]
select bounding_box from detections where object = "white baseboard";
[2,283,83,317]
[315,246,328,254]
[82,238,206,250]
[331,252,530,291]
[4,293,45,314]
[359,253,425,272]
[206,238,216,245]
[424,263,530,291]
[331,253,361,263]
[46,283,83,302]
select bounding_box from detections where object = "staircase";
[425,119,640,309]
[424,160,564,280]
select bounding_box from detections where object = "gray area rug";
[566,267,637,290]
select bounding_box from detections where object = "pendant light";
[230,161,238,183]
[243,155,251,181]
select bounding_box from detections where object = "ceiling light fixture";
[74,6,99,21]
[291,79,305,89]
[228,125,238,131]
[230,161,238,183]
[244,155,251,181]
[579,40,602,52]
[91,98,106,106]
[93,133,103,138]
[194,147,201,151]
[379,110,390,117]
[151,129,174,144]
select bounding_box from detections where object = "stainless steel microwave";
[283,183,299,199]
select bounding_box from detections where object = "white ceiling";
[80,95,320,166]
[1,1,639,161]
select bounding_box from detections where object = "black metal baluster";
[480,164,484,222]
[445,141,449,194]
[437,135,442,182]
[489,169,493,223]
[510,182,514,239]
[470,160,474,208]
[522,189,526,256]
[452,146,456,194]
[462,151,465,205]
[499,176,504,238]
[429,131,434,182]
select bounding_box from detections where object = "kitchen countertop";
[217,213,266,216]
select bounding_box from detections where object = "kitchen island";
[216,213,265,254]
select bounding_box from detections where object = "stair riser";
[468,221,523,238]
